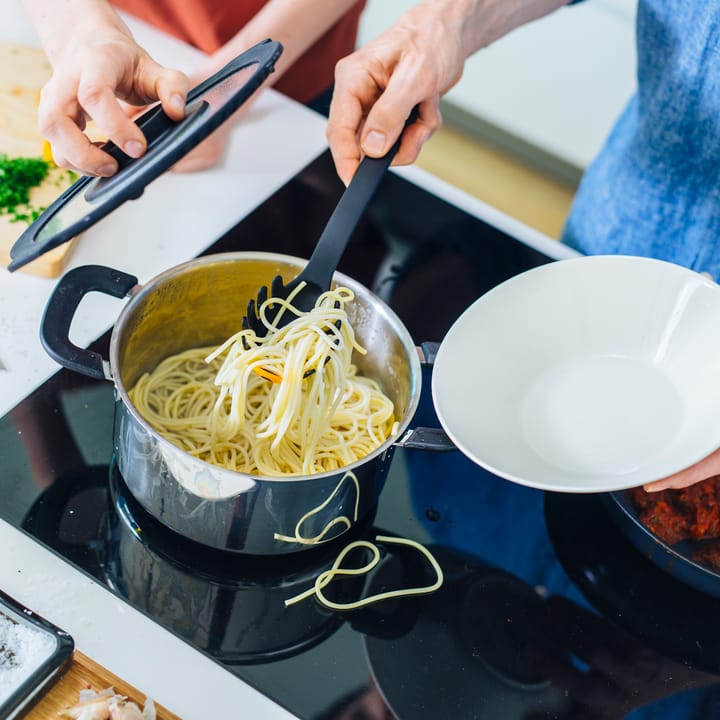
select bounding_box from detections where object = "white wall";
[358,1,637,173]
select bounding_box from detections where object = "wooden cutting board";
[0,39,79,277]
[23,650,182,719]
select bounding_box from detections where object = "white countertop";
[0,3,577,718]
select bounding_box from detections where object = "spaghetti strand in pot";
[129,285,396,476]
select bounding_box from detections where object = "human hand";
[643,446,720,492]
[36,13,188,177]
[327,2,469,184]
[326,0,576,184]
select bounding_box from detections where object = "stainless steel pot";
[41,252,423,555]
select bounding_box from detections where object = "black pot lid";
[9,39,283,272]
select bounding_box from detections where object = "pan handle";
[41,265,138,381]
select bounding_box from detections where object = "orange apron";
[112,0,365,102]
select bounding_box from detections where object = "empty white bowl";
[431,255,720,492]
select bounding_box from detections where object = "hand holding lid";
[9,39,283,272]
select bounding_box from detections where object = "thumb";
[140,60,190,121]
[361,95,440,164]
[360,100,411,158]
[359,74,420,157]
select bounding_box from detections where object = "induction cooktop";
[3,152,720,719]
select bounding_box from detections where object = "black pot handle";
[41,265,138,380]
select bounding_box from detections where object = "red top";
[112,0,366,103]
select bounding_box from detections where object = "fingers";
[327,61,441,185]
[358,53,442,158]
[39,51,189,177]
[644,447,720,492]
[327,8,459,185]
[138,61,189,122]
[327,46,384,185]
[363,94,441,165]
[78,75,147,160]
[38,78,120,177]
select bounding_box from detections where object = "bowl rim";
[431,254,720,493]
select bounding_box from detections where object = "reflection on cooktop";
[26,463,366,665]
[365,548,567,720]
[25,457,720,720]
[109,463,357,666]
[545,492,720,675]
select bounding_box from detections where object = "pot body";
[104,252,421,554]
[114,400,395,553]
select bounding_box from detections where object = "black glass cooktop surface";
[3,152,720,719]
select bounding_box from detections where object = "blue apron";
[562,0,720,279]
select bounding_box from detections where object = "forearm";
[191,0,362,85]
[20,0,131,64]
[326,0,574,183]
[405,0,573,60]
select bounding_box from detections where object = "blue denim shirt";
[562,1,720,279]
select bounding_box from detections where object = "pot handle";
[41,264,138,380]
[417,341,440,366]
[395,426,456,452]
[402,341,457,451]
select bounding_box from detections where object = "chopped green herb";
[51,169,78,189]
[0,154,51,224]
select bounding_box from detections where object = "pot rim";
[109,250,422,484]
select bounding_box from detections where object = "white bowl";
[431,255,720,492]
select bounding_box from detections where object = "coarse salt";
[0,608,57,704]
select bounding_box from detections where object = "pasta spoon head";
[242,287,339,384]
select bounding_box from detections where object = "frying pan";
[8,39,283,270]
[603,490,720,599]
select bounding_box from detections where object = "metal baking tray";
[0,589,74,719]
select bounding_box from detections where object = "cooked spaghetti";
[128,285,396,476]
[284,535,444,610]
